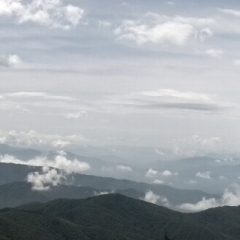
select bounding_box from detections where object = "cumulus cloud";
[178,185,240,212]
[0,55,22,67]
[0,130,88,148]
[27,166,64,191]
[143,191,170,206]
[116,165,133,172]
[145,168,177,178]
[0,0,84,29]
[115,13,215,46]
[1,153,90,191]
[162,170,178,177]
[196,171,211,180]
[145,168,159,178]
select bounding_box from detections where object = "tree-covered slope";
[0,194,239,240]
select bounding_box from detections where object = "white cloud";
[218,8,240,17]
[0,130,89,148]
[63,111,87,119]
[51,140,70,148]
[27,166,64,191]
[141,89,211,100]
[143,191,170,207]
[11,152,89,191]
[145,168,177,179]
[144,191,160,204]
[205,49,223,58]
[162,170,172,176]
[116,165,133,172]
[64,5,84,26]
[115,14,215,46]
[0,154,90,174]
[162,170,178,176]
[0,55,22,67]
[196,171,211,180]
[0,0,84,29]
[178,185,240,212]
[145,168,159,178]
[152,179,164,184]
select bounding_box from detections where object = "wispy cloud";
[116,165,133,172]
[0,130,89,148]
[1,152,91,191]
[218,8,240,17]
[205,49,223,58]
[102,89,230,114]
[115,13,215,46]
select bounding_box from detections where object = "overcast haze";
[1,0,240,157]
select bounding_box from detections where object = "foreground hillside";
[0,194,239,240]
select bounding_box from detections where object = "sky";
[1,0,240,156]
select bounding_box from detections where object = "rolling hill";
[0,194,240,240]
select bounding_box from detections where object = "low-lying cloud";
[178,185,240,212]
[143,191,170,207]
[0,152,90,190]
[27,166,64,191]
[143,185,240,213]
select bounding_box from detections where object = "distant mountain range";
[1,143,240,193]
[0,162,219,207]
[0,194,240,240]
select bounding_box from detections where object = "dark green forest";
[0,194,239,240]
